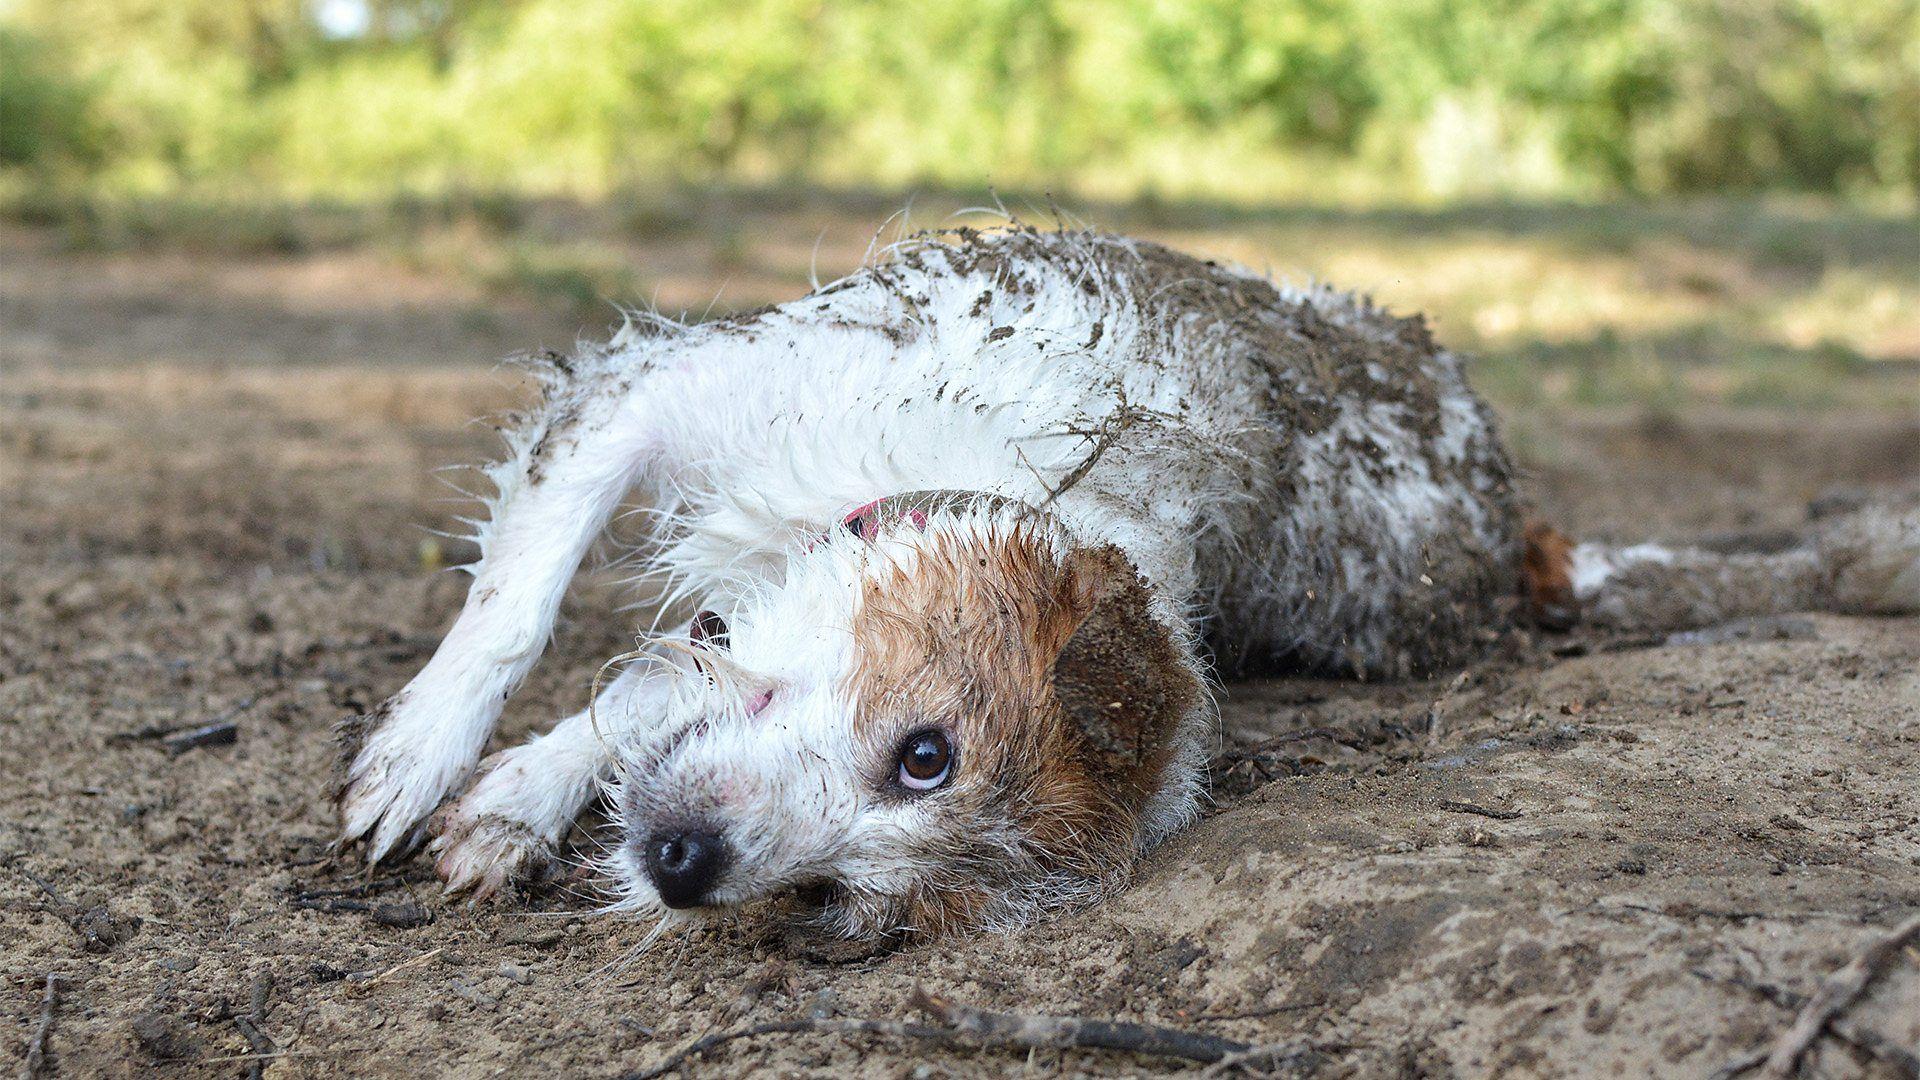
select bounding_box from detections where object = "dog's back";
[737,229,1524,678]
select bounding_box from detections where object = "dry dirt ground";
[3,222,1919,1078]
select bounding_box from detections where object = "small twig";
[344,947,444,995]
[166,698,254,755]
[17,865,68,909]
[622,988,1331,1079]
[1599,632,1667,653]
[1031,404,1162,509]
[164,720,240,756]
[1194,998,1327,1021]
[112,698,255,753]
[288,894,428,927]
[1202,1040,1336,1079]
[1761,913,1920,1076]
[290,897,374,915]
[234,1019,274,1079]
[162,1048,374,1065]
[107,722,187,744]
[1438,800,1523,821]
[24,974,61,1079]
[1037,421,1123,508]
[620,1017,958,1080]
[1708,1047,1770,1080]
[912,988,1253,1063]
[14,864,134,951]
[1257,726,1371,751]
[1691,967,1920,1076]
[250,973,274,1026]
[236,972,276,1080]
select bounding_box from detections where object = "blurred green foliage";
[0,25,104,170]
[2,0,1916,201]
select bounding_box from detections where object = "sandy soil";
[3,225,1919,1078]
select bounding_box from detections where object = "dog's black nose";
[643,827,729,908]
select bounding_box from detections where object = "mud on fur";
[334,225,1920,941]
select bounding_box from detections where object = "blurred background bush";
[3,0,1916,202]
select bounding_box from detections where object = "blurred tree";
[0,26,104,170]
[2,0,1915,199]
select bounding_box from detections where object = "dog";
[335,226,1920,939]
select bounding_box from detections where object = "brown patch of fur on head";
[1049,546,1197,812]
[1522,522,1578,631]
[843,520,1200,936]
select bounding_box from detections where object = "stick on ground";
[1690,967,1920,1078]
[1762,913,1920,1077]
[619,1017,959,1080]
[345,947,444,995]
[911,988,1253,1062]
[236,972,277,1080]
[620,987,1329,1079]
[24,974,61,1079]
[163,719,241,756]
[1438,800,1523,821]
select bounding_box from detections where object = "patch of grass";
[1469,326,1918,411]
[482,243,646,318]
[613,186,706,239]
[0,189,368,254]
[0,185,551,255]
[389,188,531,236]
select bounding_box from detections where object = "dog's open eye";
[897,729,954,791]
[691,609,729,649]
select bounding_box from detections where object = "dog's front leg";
[337,368,660,862]
[426,651,677,897]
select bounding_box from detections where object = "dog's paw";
[429,813,554,900]
[337,702,482,863]
[426,749,570,898]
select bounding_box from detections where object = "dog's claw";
[336,732,475,864]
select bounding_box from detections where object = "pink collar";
[834,490,1025,541]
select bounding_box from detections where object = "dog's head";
[599,496,1206,939]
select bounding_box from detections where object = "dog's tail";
[1523,501,1920,634]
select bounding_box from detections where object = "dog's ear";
[1046,546,1202,808]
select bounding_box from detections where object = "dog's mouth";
[793,877,840,903]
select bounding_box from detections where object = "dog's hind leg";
[338,356,664,862]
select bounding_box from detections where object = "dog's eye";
[691,609,729,649]
[897,729,954,791]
